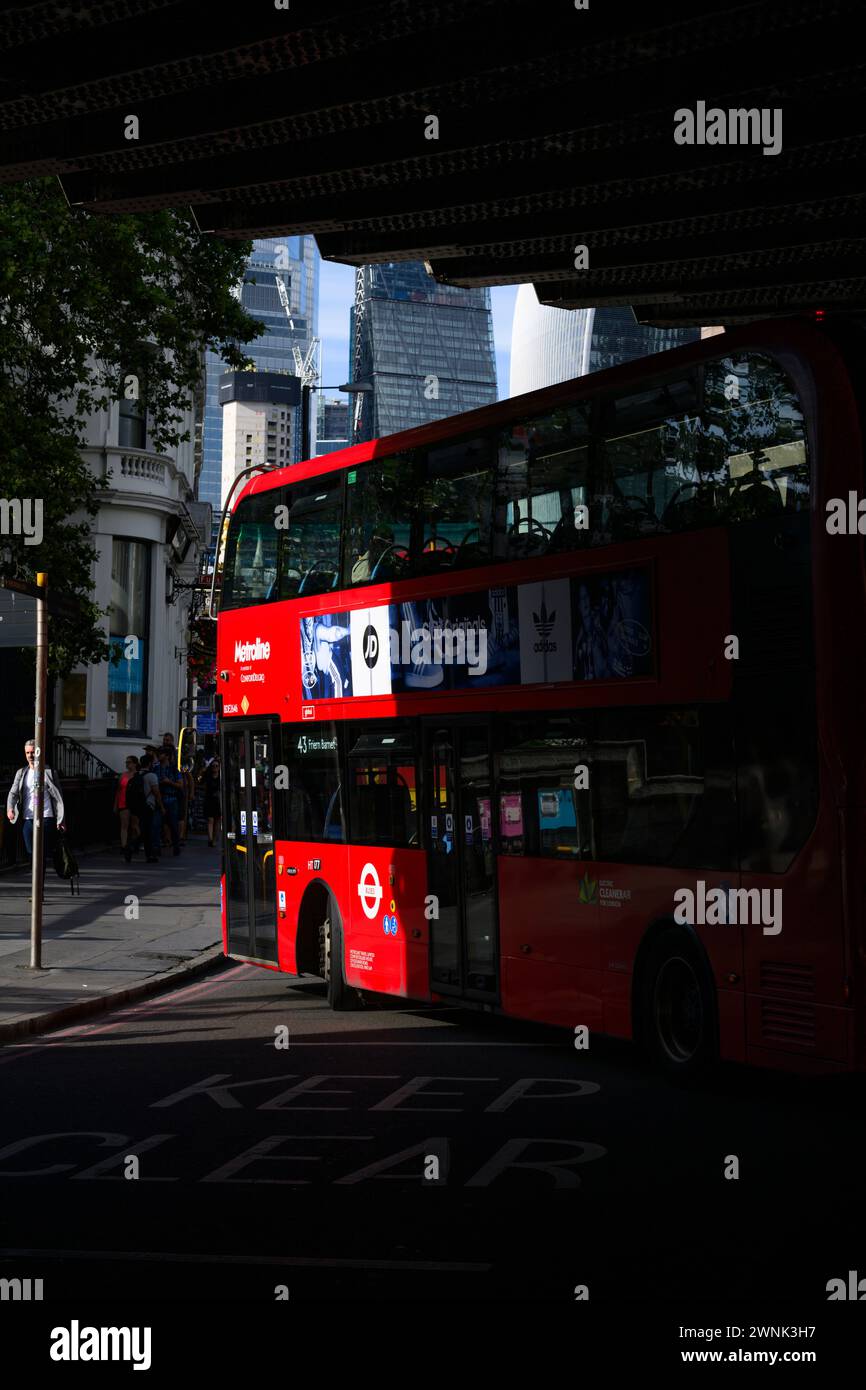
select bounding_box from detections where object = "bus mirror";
[178,726,196,769]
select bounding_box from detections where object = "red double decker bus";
[215,317,866,1075]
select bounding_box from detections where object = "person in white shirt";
[6,739,65,877]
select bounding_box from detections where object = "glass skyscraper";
[351,262,497,443]
[509,286,699,397]
[199,236,319,514]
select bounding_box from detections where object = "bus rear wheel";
[640,928,718,1079]
[318,907,362,1011]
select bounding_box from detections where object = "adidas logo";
[533,600,556,637]
[532,600,558,653]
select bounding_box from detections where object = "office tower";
[219,372,301,505]
[199,236,319,514]
[351,262,497,443]
[509,286,700,397]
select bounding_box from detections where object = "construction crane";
[274,274,319,388]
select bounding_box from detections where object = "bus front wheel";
[319,907,362,1011]
[639,927,718,1079]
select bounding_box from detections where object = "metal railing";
[53,735,117,782]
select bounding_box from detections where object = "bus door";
[424,722,498,1001]
[221,721,278,964]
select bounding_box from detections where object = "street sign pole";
[30,572,48,971]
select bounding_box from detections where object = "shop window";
[108,538,150,733]
[61,672,87,722]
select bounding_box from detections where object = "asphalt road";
[1,962,864,1308]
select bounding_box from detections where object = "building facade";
[315,396,349,458]
[199,236,319,514]
[220,371,301,504]
[52,380,210,773]
[509,287,700,397]
[319,396,349,442]
[351,262,497,443]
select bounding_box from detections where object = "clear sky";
[317,256,518,405]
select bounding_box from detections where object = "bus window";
[593,706,736,871]
[496,405,591,561]
[345,443,496,585]
[598,356,808,540]
[347,725,418,846]
[344,456,414,586]
[499,714,594,859]
[704,354,809,520]
[221,489,282,609]
[279,724,344,843]
[735,699,818,873]
[499,443,591,559]
[278,479,342,601]
[417,436,495,573]
[595,355,808,540]
[599,374,703,541]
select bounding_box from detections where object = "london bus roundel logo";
[357,862,383,919]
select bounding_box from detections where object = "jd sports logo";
[533,600,557,653]
[362,625,379,668]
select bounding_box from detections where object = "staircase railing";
[53,735,117,781]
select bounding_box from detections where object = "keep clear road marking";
[0,1248,491,1273]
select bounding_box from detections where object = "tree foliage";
[0,178,262,677]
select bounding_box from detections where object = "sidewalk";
[0,836,225,1040]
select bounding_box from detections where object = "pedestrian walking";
[139,753,166,863]
[5,739,65,880]
[121,756,149,862]
[113,755,141,860]
[199,755,221,846]
[156,748,183,856]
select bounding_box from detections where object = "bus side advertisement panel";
[294,567,656,709]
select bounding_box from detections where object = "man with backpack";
[121,756,148,863]
[5,738,65,881]
[156,747,183,857]
[139,754,166,863]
